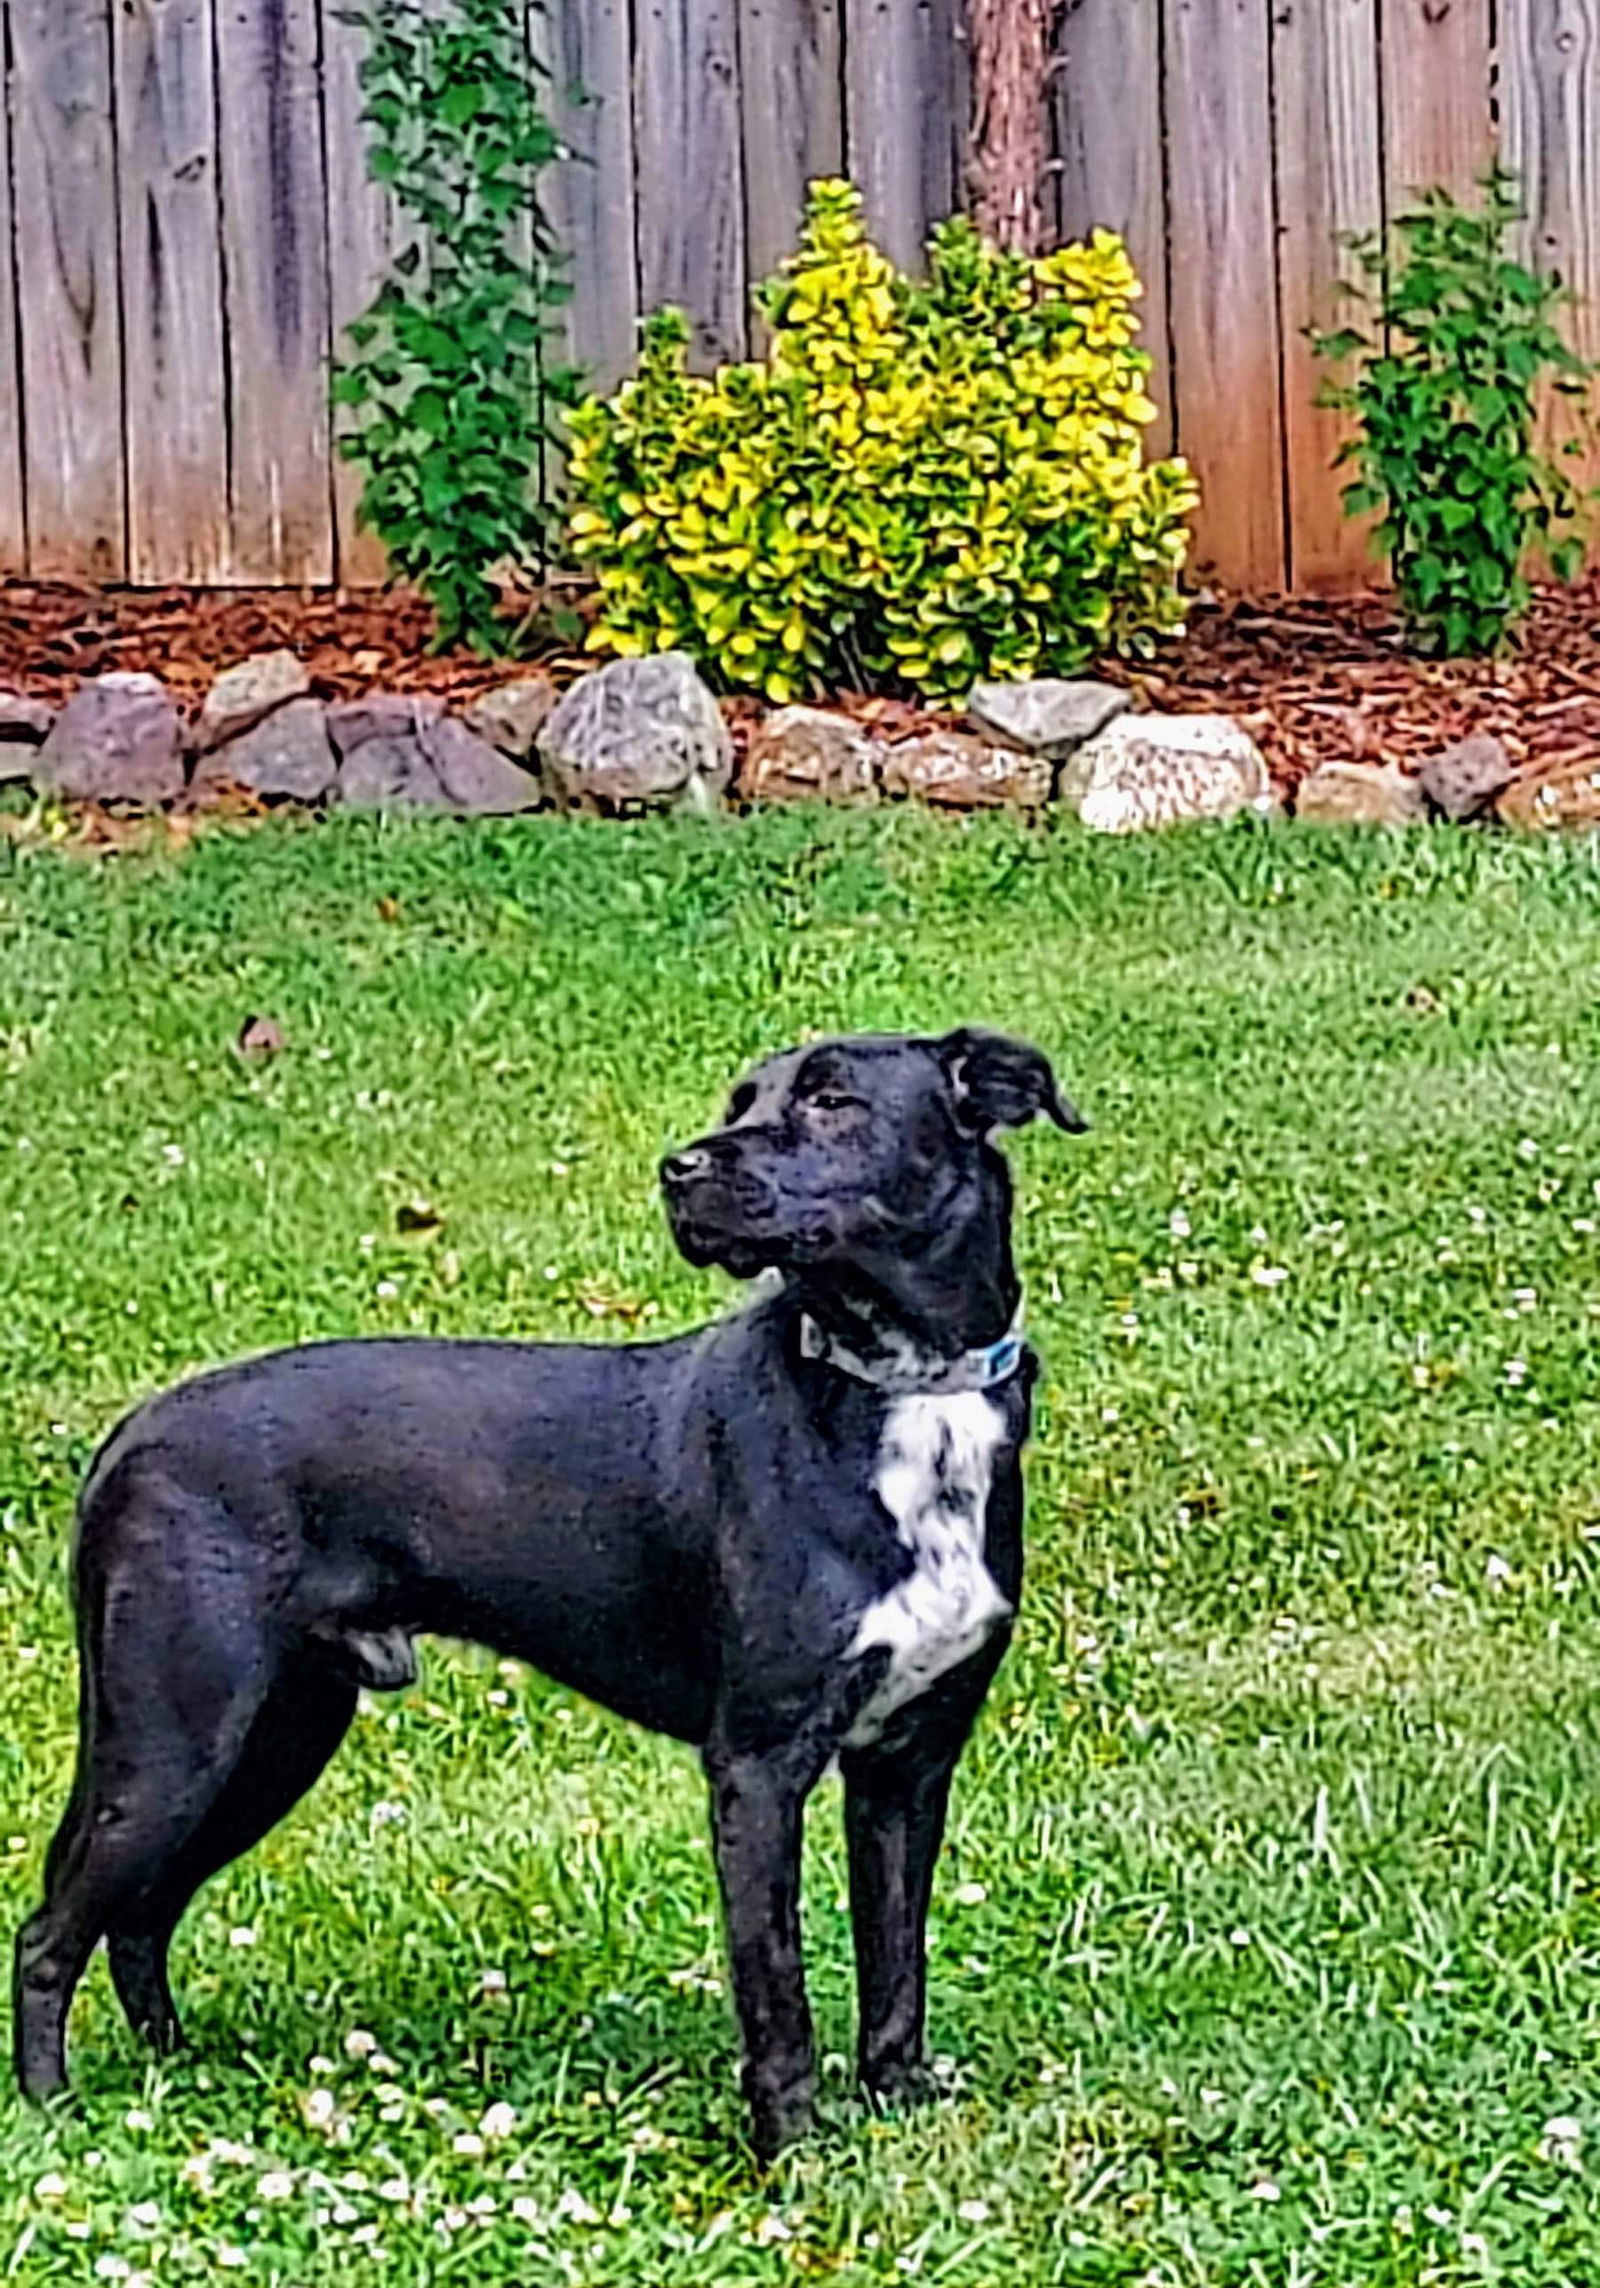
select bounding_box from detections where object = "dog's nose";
[661,1146,711,1189]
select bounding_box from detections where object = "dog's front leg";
[840,1741,958,2106]
[704,1741,818,2160]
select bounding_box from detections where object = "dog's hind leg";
[13,1477,281,2102]
[107,1660,357,2057]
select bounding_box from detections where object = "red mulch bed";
[5,576,1600,798]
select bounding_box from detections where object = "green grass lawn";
[3,807,1600,2285]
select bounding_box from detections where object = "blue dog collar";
[799,1310,1026,1398]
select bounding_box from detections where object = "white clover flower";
[1539,2113,1584,2167]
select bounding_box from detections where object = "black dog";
[14,1027,1083,2156]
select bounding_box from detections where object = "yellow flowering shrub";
[566,179,1198,704]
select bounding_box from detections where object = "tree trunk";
[966,0,1059,253]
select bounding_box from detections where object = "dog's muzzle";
[660,1140,781,1269]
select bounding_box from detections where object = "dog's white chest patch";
[845,1392,1012,1746]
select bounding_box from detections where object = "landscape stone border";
[0,649,1568,834]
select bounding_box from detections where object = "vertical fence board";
[321,0,395,586]
[843,0,958,271]
[1380,0,1493,203]
[739,0,843,293]
[216,0,331,583]
[1501,0,1600,504]
[633,0,747,366]
[9,0,125,580]
[0,0,26,572]
[1274,0,1382,590]
[1053,0,1172,457]
[1164,0,1284,587]
[114,0,230,583]
[545,0,638,390]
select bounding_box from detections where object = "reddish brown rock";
[1294,761,1424,827]
[882,729,1052,809]
[742,707,883,804]
[1498,755,1600,831]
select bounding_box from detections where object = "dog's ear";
[936,1028,1088,1137]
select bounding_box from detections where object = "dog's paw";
[749,2074,815,2164]
[861,2059,941,2115]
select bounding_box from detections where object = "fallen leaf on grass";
[236,1015,287,1061]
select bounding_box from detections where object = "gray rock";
[192,697,337,803]
[196,650,311,753]
[1294,760,1424,828]
[538,653,732,812]
[741,707,883,804]
[967,677,1127,757]
[1060,713,1272,834]
[327,691,444,758]
[882,729,1053,810]
[337,735,448,810]
[421,715,543,813]
[464,676,558,760]
[0,740,36,784]
[1418,732,1513,824]
[0,691,55,743]
[33,672,185,807]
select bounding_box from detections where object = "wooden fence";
[0,1,1591,593]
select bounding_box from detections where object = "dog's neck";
[781,1155,1021,1389]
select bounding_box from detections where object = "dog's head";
[660,1029,1086,1283]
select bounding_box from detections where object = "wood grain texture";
[1053,0,1172,457]
[1379,0,1493,203]
[114,0,230,583]
[9,0,125,579]
[321,0,399,586]
[0,2,26,572]
[215,0,332,583]
[543,0,639,390]
[1164,0,1284,586]
[633,0,747,367]
[1274,0,1382,589]
[1501,0,1600,509]
[739,0,843,291]
[843,0,960,272]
